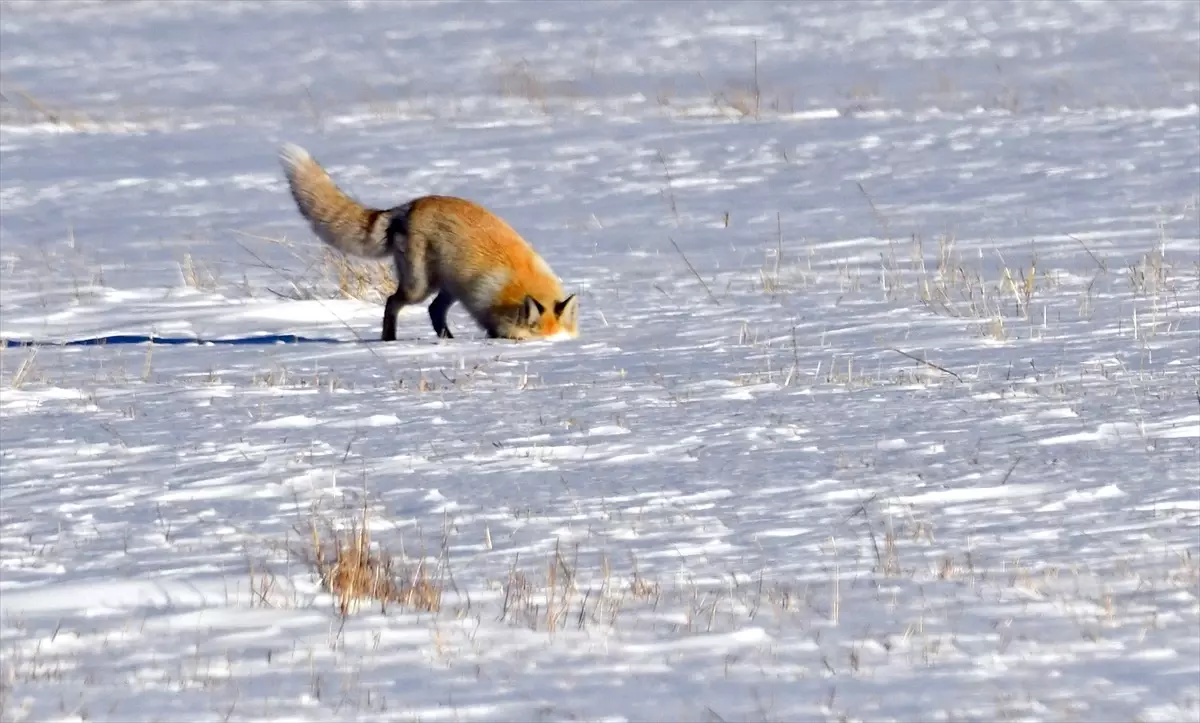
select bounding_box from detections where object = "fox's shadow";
[2,334,346,348]
[2,333,536,348]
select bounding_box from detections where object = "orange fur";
[278,144,579,341]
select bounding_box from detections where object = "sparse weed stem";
[178,252,219,292]
[7,344,41,389]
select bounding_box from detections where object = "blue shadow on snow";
[2,334,346,348]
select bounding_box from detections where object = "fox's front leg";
[427,290,455,339]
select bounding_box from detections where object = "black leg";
[382,291,408,342]
[427,290,455,339]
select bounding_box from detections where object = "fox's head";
[515,294,579,340]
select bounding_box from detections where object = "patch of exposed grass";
[232,230,396,303]
[294,503,442,617]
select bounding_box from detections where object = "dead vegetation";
[229,230,397,303]
[495,545,665,633]
[0,84,96,130]
[292,503,442,617]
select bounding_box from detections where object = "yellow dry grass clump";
[304,506,441,617]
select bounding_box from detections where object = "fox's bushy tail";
[278,143,393,259]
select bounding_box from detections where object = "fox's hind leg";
[381,246,436,341]
[427,290,456,339]
[382,289,422,341]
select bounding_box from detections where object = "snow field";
[1,1,1199,721]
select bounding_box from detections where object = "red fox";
[277,143,579,342]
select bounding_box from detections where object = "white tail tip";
[278,142,313,174]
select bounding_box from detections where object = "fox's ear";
[520,296,545,326]
[554,295,578,327]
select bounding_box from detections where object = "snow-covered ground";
[1,1,1198,721]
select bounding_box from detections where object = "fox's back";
[406,195,565,302]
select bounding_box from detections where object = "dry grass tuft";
[232,231,396,303]
[318,246,397,302]
[496,60,550,112]
[298,505,441,617]
[2,85,94,129]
